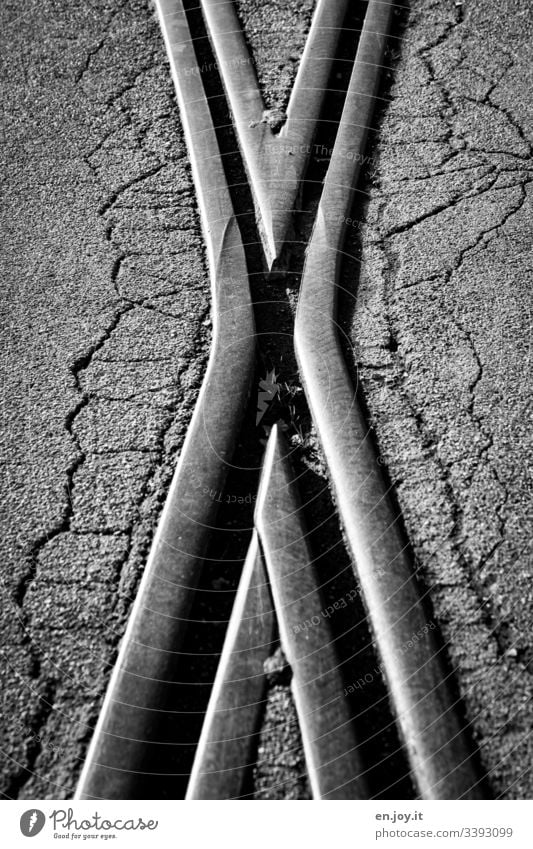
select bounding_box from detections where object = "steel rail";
[294,0,485,799]
[186,532,276,799]
[188,427,367,799]
[200,0,351,266]
[75,0,488,802]
[75,0,255,799]
[255,426,367,799]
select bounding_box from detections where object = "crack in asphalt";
[351,0,533,797]
[5,1,211,798]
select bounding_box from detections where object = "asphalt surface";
[0,0,531,801]
[235,0,315,113]
[352,0,533,799]
[0,0,210,798]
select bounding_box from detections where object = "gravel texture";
[0,0,209,798]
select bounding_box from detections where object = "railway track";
[76,0,487,800]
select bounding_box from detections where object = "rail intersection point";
[76,0,487,801]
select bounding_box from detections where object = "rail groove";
[76,0,487,801]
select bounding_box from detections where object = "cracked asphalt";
[0,0,210,798]
[0,0,531,801]
[0,0,319,802]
